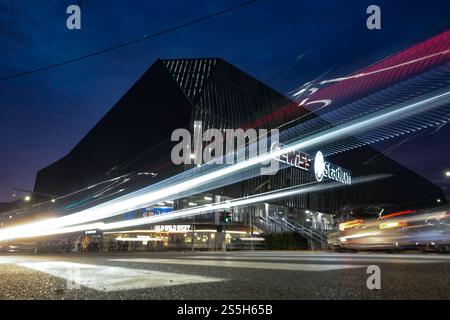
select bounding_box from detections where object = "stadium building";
[1,57,446,251]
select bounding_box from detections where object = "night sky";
[0,0,449,203]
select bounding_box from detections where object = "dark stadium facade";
[1,58,446,251]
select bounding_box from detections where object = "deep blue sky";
[0,0,449,202]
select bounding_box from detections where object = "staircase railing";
[256,215,329,250]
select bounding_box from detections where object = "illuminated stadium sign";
[270,144,351,185]
[271,142,312,172]
[314,151,352,185]
[153,225,191,232]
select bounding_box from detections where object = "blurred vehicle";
[0,242,36,253]
[328,205,450,252]
[406,207,450,253]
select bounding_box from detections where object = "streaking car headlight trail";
[0,175,389,241]
[332,206,450,250]
[0,90,448,241]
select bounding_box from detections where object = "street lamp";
[445,171,450,177]
[11,188,56,203]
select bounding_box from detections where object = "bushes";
[264,232,308,250]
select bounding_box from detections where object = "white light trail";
[0,175,388,241]
[0,222,106,240]
[0,90,448,241]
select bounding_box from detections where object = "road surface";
[0,251,449,299]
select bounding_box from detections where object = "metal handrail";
[265,215,329,249]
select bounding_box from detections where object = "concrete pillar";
[214,195,221,225]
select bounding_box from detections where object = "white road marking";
[185,256,441,264]
[0,257,28,264]
[216,252,450,260]
[110,258,365,271]
[18,261,224,292]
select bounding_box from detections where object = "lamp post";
[12,188,57,203]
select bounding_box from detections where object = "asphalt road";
[0,251,449,300]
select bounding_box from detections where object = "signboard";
[270,142,352,185]
[153,225,191,232]
[151,207,173,216]
[123,208,148,220]
[271,143,311,171]
[314,151,352,185]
